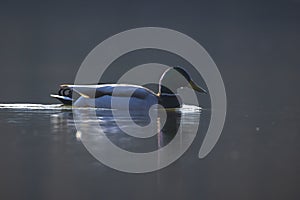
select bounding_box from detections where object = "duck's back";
[72,84,158,109]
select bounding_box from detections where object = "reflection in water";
[71,106,201,172]
[0,104,201,155]
[50,105,201,154]
[0,104,206,197]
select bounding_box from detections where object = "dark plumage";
[51,66,207,109]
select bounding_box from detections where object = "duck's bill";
[189,80,207,94]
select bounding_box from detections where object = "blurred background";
[0,0,299,199]
[0,0,299,107]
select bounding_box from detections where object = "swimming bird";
[50,66,207,109]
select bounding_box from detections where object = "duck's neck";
[158,85,177,96]
[158,93,182,108]
[157,68,177,96]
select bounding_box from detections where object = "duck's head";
[158,66,207,96]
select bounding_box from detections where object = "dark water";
[0,104,299,200]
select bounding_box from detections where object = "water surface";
[0,104,299,200]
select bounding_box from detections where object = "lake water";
[0,104,299,200]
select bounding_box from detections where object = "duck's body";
[73,84,158,109]
[51,67,206,109]
[52,84,182,109]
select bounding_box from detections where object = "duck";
[50,66,207,109]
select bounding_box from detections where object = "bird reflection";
[50,106,201,153]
